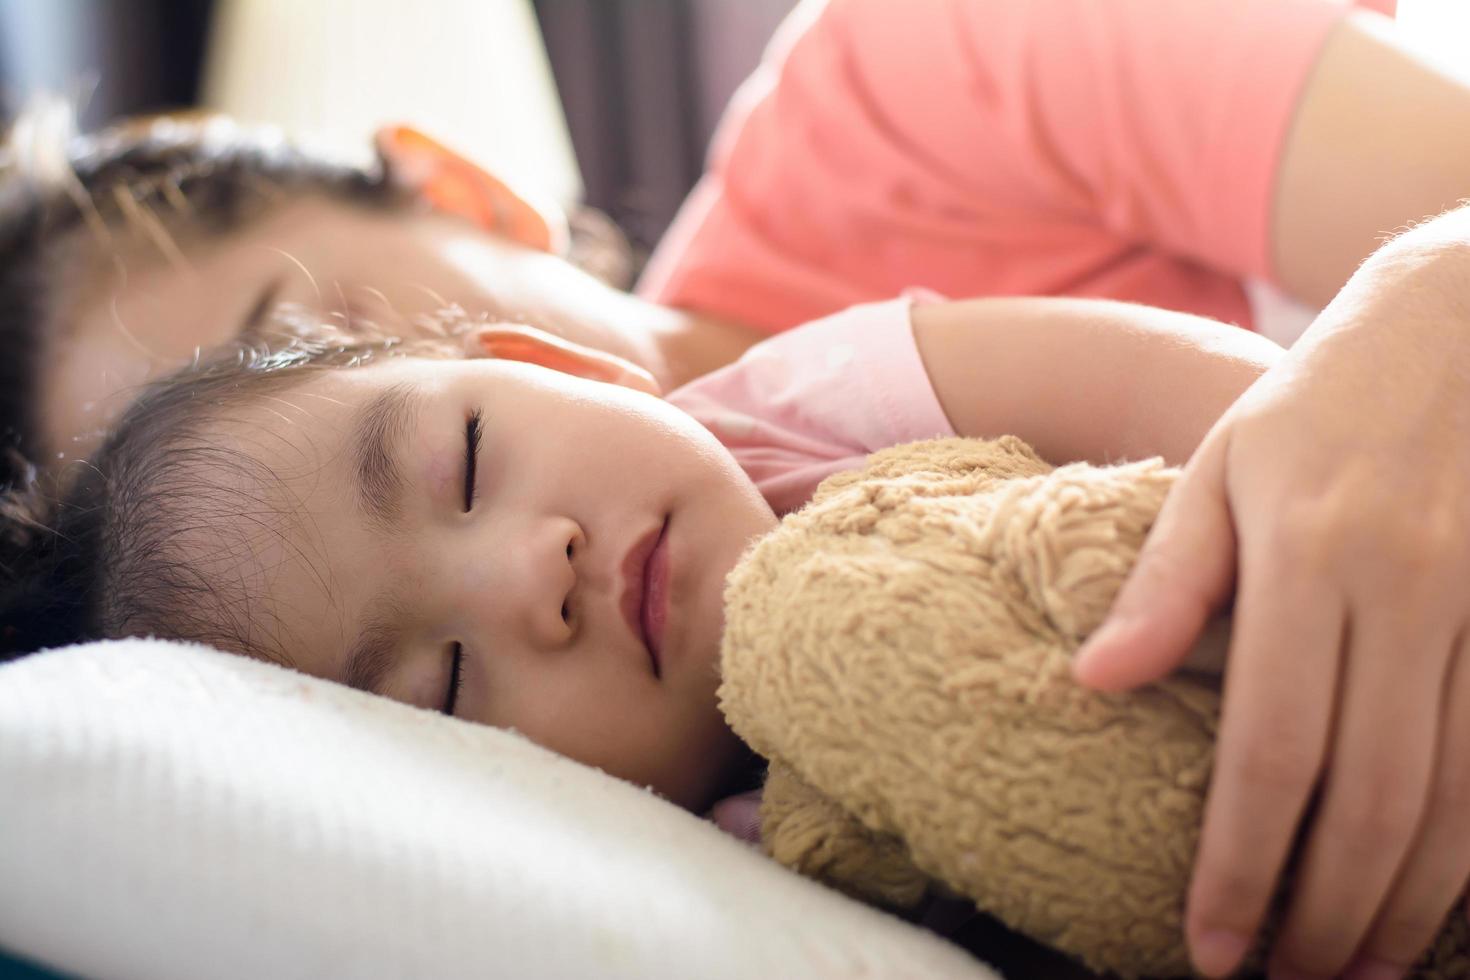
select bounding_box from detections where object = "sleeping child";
[0,289,1280,791]
[0,283,1281,980]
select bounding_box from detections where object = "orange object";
[375,125,566,254]
[466,324,661,396]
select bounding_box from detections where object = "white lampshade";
[201,0,582,208]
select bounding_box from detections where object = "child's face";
[43,195,670,463]
[190,349,777,811]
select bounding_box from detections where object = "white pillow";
[0,639,997,979]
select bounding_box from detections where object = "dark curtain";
[532,0,703,254]
[0,0,213,129]
[3,0,772,257]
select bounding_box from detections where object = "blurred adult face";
[41,194,711,461]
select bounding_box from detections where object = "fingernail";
[1073,617,1134,681]
[1191,929,1250,977]
[1341,958,1404,980]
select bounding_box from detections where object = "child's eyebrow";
[351,383,424,530]
[343,613,400,697]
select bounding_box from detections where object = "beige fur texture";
[718,436,1467,978]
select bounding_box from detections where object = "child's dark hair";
[0,104,399,485]
[0,314,441,663]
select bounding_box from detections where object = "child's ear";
[375,125,569,255]
[463,324,662,397]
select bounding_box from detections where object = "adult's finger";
[1072,432,1235,692]
[1267,604,1447,977]
[1345,633,1470,978]
[1183,531,1343,977]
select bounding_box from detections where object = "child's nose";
[448,515,583,651]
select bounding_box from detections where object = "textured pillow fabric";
[0,640,995,980]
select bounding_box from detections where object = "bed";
[0,638,999,979]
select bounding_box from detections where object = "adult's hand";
[1073,205,1470,980]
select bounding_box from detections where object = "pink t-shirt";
[639,0,1393,338]
[667,294,954,842]
[667,293,954,518]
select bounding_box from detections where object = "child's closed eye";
[463,409,483,511]
[442,642,466,716]
[439,408,484,716]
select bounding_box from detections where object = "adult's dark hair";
[0,104,398,486]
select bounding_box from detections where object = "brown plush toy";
[717,436,1468,978]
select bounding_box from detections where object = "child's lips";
[620,517,667,677]
[640,520,670,676]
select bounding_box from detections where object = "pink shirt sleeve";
[640,0,1375,335]
[666,294,955,517]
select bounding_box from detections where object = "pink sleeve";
[639,0,1365,333]
[666,295,955,516]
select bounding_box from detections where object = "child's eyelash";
[447,411,481,714]
[443,642,466,716]
[463,409,483,512]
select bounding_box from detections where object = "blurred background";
[0,0,798,259]
[0,0,1463,261]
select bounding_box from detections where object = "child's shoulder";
[668,295,932,409]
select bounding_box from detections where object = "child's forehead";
[250,356,470,436]
[326,355,458,399]
[225,351,578,452]
[269,359,427,422]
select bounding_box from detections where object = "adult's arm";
[1074,204,1470,979]
[1273,11,1470,307]
[641,0,1383,333]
